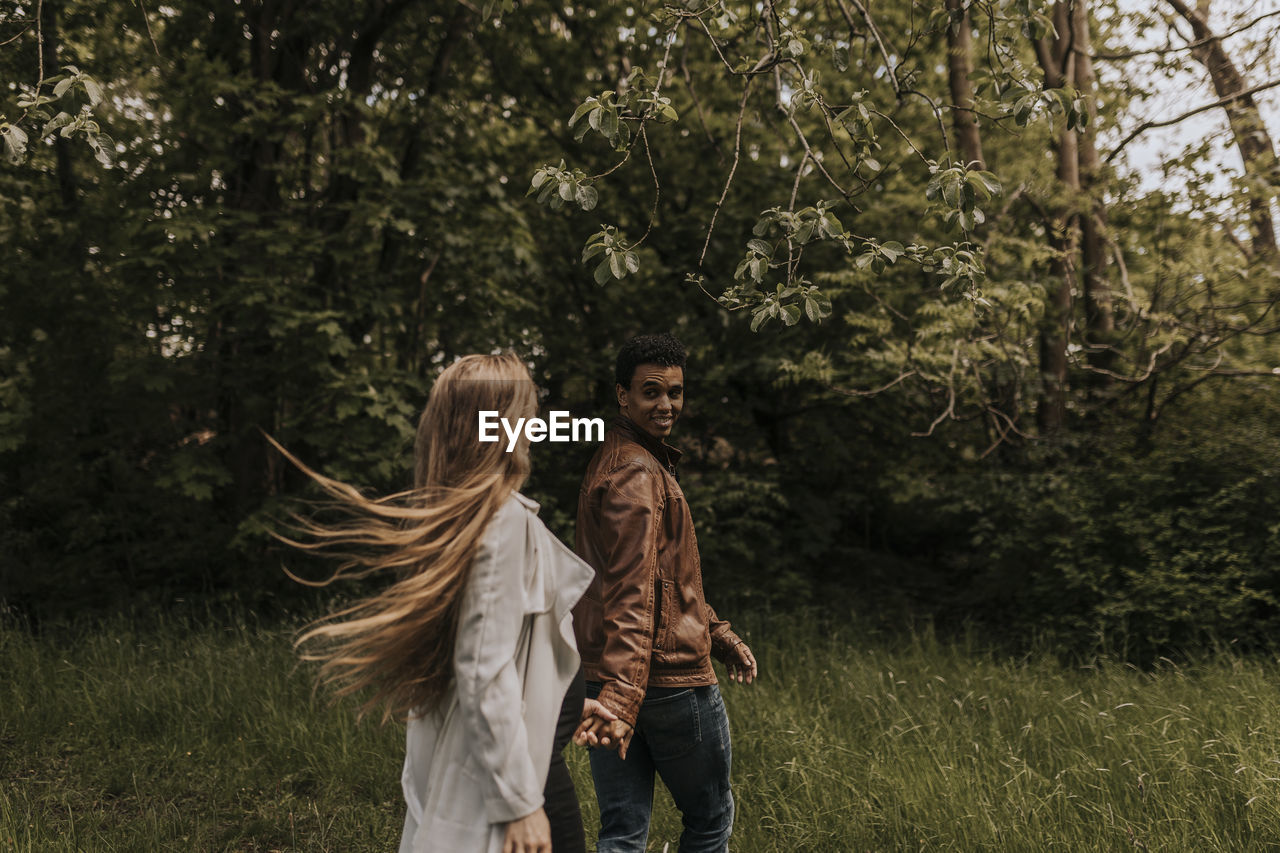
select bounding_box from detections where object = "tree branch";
[826,372,918,397]
[1092,8,1280,61]
[1105,76,1280,163]
[699,77,754,266]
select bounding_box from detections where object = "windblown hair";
[272,353,538,723]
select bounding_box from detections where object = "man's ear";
[616,383,628,408]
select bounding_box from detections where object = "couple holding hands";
[289,334,756,853]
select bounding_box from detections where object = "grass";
[4,612,1280,851]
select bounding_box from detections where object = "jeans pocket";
[639,688,702,761]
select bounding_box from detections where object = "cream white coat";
[398,492,594,853]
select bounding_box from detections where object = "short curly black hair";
[615,333,687,388]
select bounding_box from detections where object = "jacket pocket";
[653,579,675,651]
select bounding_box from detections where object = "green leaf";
[747,238,772,256]
[83,78,104,106]
[624,251,639,274]
[2,125,29,165]
[804,297,820,322]
[612,120,630,150]
[594,259,612,285]
[967,170,1002,197]
[41,111,73,138]
[942,179,961,209]
[1014,94,1036,126]
[833,45,849,72]
[569,100,595,128]
[481,0,516,19]
[750,306,769,332]
[575,184,598,210]
[53,77,74,98]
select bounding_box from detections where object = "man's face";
[617,363,684,439]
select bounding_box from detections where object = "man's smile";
[617,362,684,440]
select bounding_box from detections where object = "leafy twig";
[833,0,901,94]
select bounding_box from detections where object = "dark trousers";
[585,681,734,853]
[544,666,586,853]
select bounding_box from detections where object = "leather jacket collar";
[612,415,682,476]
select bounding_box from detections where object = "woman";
[276,353,609,852]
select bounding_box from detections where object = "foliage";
[1,0,1279,659]
[864,385,1280,656]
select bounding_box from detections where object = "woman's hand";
[573,697,617,747]
[503,807,551,853]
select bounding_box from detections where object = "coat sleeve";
[705,602,743,663]
[453,501,543,824]
[591,462,662,727]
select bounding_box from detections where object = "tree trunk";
[1032,1,1079,432]
[945,0,985,169]
[1070,2,1116,368]
[39,0,77,213]
[1037,138,1078,434]
[1165,0,1280,262]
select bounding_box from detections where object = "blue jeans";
[585,682,734,853]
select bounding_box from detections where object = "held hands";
[502,807,551,853]
[727,641,758,684]
[573,698,635,759]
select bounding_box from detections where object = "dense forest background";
[2,0,1279,657]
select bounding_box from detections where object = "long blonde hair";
[273,353,538,723]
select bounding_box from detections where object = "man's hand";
[573,711,635,759]
[502,807,551,853]
[726,642,757,684]
[598,718,635,759]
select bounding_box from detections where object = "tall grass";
[4,612,1279,850]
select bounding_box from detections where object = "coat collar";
[612,415,682,474]
[512,491,540,513]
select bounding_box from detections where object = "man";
[571,333,757,853]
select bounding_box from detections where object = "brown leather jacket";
[573,416,742,726]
